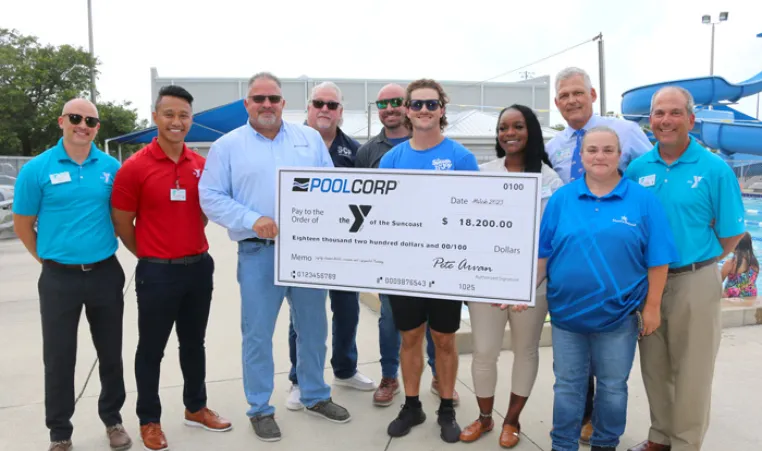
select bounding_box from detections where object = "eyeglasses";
[64,114,100,128]
[376,97,404,109]
[249,95,283,104]
[311,100,341,110]
[408,99,441,112]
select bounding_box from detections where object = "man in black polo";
[285,81,375,411]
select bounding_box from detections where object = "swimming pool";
[738,195,762,291]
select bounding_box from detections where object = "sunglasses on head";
[376,97,404,109]
[311,100,341,110]
[249,95,282,104]
[65,114,100,128]
[408,99,441,112]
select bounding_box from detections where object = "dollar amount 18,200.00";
[441,217,513,228]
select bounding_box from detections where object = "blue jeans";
[288,290,359,383]
[237,241,330,417]
[550,315,638,451]
[378,294,436,378]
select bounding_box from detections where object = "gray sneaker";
[305,398,351,423]
[48,440,72,451]
[249,414,281,442]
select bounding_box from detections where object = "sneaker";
[48,440,72,451]
[431,377,460,406]
[106,424,132,450]
[184,407,233,432]
[334,371,376,391]
[305,398,351,423]
[139,423,168,451]
[387,403,426,437]
[437,406,461,443]
[285,384,304,411]
[249,414,281,442]
[373,377,401,407]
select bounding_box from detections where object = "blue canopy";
[108,99,249,144]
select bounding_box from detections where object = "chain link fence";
[0,156,30,233]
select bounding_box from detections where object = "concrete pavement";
[1,223,761,450]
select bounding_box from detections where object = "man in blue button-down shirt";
[198,72,351,442]
[285,81,375,410]
[12,98,132,451]
[545,67,653,443]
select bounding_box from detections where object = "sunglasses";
[65,114,100,128]
[408,99,441,112]
[249,95,283,104]
[376,97,404,109]
[311,100,341,110]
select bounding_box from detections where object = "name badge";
[170,189,187,201]
[49,172,72,185]
[555,148,572,161]
[541,185,553,199]
[639,174,656,187]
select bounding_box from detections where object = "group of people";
[12,65,745,451]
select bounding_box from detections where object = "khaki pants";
[639,263,722,451]
[467,290,548,398]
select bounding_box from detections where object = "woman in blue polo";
[537,125,678,451]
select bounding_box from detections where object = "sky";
[5,0,762,127]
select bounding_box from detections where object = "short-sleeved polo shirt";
[539,177,678,333]
[111,138,209,259]
[624,137,746,268]
[12,138,121,264]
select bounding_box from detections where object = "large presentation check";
[274,168,542,305]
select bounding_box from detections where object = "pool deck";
[1,224,762,451]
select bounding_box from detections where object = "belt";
[43,254,115,272]
[140,252,208,265]
[241,237,275,246]
[668,257,717,274]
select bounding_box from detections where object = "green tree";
[95,100,148,153]
[0,28,145,156]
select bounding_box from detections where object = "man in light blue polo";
[625,86,745,451]
[198,72,351,443]
[12,98,132,451]
[545,66,653,443]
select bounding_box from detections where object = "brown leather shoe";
[140,423,168,451]
[184,407,233,432]
[499,423,521,448]
[459,417,494,442]
[627,440,672,451]
[106,424,132,450]
[48,441,72,451]
[373,377,400,406]
[579,420,593,445]
[430,377,460,406]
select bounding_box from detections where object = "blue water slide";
[621,71,762,155]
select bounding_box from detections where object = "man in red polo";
[111,85,231,451]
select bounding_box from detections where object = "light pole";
[702,12,728,77]
[87,0,97,104]
[757,32,761,120]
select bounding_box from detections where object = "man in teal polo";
[12,98,133,451]
[625,86,745,451]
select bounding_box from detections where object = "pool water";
[737,196,762,291]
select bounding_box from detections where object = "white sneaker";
[334,371,376,391]
[285,384,304,411]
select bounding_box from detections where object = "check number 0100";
[503,182,524,190]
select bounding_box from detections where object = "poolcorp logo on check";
[291,177,398,195]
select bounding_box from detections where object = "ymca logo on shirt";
[100,172,112,184]
[431,158,453,170]
[193,168,202,178]
[689,176,703,188]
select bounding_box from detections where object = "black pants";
[134,254,214,425]
[39,255,126,442]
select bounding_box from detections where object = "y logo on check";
[348,205,372,233]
